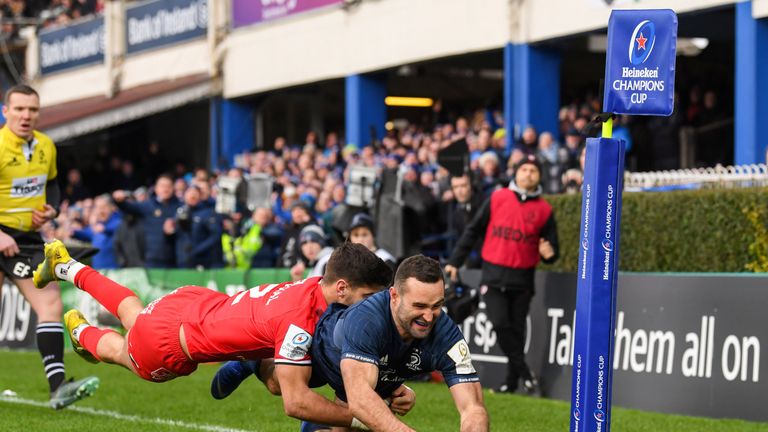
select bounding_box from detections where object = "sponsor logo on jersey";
[447,340,476,374]
[292,332,310,345]
[10,174,47,198]
[279,324,313,360]
[406,350,422,372]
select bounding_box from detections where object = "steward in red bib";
[445,153,559,394]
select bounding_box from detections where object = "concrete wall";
[755,0,768,18]
[223,0,511,98]
[526,0,737,42]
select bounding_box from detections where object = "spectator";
[116,160,140,191]
[222,207,273,270]
[310,213,397,277]
[113,212,145,268]
[250,207,284,268]
[517,126,538,154]
[71,194,121,269]
[173,177,187,201]
[563,127,583,170]
[112,173,180,268]
[560,146,587,195]
[536,132,568,194]
[278,200,314,268]
[439,174,484,268]
[476,151,501,196]
[167,185,223,269]
[62,168,91,204]
[290,224,332,281]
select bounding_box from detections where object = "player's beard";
[395,303,435,340]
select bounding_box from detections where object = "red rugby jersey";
[181,276,328,365]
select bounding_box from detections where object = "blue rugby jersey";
[311,290,479,401]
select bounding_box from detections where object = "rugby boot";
[64,309,99,364]
[33,239,73,288]
[49,376,100,409]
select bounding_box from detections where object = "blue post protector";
[570,137,626,432]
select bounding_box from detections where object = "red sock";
[79,327,118,362]
[74,267,139,320]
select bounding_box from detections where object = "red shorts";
[127,286,212,382]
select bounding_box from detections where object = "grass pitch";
[1,350,767,431]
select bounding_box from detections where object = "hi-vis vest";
[0,126,57,232]
[480,188,552,269]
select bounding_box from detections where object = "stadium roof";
[39,73,218,143]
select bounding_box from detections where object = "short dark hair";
[4,84,39,105]
[394,255,443,294]
[325,242,392,289]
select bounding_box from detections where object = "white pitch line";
[0,396,255,432]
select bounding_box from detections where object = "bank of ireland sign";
[603,9,677,115]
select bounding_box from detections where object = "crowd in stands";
[1,0,104,40]
[45,87,728,271]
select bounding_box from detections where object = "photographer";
[166,186,223,269]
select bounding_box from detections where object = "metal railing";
[624,163,768,191]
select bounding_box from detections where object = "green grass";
[2,350,768,431]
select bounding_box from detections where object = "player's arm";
[31,182,59,229]
[435,318,489,432]
[340,359,415,432]
[449,382,489,432]
[274,363,356,427]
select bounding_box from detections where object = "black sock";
[36,322,65,394]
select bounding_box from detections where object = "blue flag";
[603,9,678,115]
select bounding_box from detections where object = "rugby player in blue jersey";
[213,255,488,431]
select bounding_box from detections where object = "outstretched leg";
[34,240,144,329]
[65,309,138,374]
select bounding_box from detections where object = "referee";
[0,84,98,409]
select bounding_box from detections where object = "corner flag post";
[569,9,677,432]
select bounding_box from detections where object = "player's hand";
[31,204,56,230]
[539,238,554,260]
[444,264,459,282]
[389,384,415,416]
[0,231,20,257]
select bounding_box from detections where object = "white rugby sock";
[55,260,86,283]
[71,323,91,343]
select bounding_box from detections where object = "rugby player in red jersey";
[33,240,394,427]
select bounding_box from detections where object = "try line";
[0,395,255,432]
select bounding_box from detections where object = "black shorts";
[0,225,44,280]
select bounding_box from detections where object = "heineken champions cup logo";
[629,20,656,65]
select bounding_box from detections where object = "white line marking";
[0,396,255,432]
